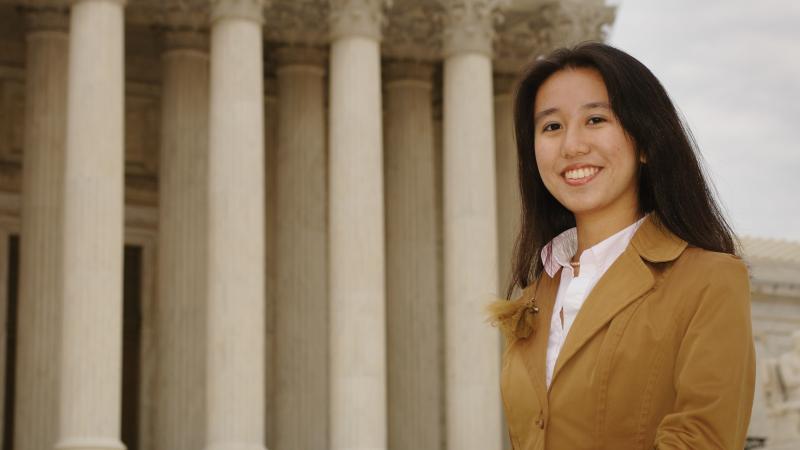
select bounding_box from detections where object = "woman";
[489,43,755,450]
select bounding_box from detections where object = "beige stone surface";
[206,1,267,449]
[155,29,209,450]
[15,8,68,450]
[274,46,328,450]
[494,74,519,297]
[384,61,443,450]
[328,2,387,447]
[57,1,126,449]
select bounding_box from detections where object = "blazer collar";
[631,215,688,263]
[547,215,688,390]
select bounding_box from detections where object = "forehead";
[534,67,609,112]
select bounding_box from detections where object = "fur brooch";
[486,295,540,340]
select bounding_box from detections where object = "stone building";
[0,1,615,448]
[0,0,797,450]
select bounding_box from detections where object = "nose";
[561,126,590,158]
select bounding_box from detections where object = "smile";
[563,166,601,185]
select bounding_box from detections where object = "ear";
[639,151,647,164]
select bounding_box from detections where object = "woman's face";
[533,67,640,223]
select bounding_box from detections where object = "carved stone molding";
[382,0,441,61]
[528,0,615,52]
[264,0,328,46]
[439,0,508,58]
[328,0,389,41]
[493,0,616,74]
[210,0,268,24]
[21,6,69,33]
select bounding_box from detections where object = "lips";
[562,165,601,186]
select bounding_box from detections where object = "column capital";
[439,0,509,58]
[163,29,209,53]
[329,0,390,42]
[22,6,70,33]
[384,61,433,84]
[210,0,268,25]
[275,46,326,70]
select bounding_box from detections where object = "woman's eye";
[543,123,561,132]
[588,116,606,125]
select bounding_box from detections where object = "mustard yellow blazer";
[491,217,755,450]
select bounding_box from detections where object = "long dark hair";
[507,42,737,298]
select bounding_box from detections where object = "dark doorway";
[121,245,143,450]
[2,235,18,450]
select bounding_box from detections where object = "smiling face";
[533,67,641,225]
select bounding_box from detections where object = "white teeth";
[565,167,599,180]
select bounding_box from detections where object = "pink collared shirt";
[542,217,646,388]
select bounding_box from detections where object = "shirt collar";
[541,216,647,278]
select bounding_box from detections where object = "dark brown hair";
[507,42,737,298]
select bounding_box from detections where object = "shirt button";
[536,418,545,429]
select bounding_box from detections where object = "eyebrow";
[533,101,612,125]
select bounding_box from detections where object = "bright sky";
[607,0,800,241]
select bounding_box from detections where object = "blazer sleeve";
[654,255,756,450]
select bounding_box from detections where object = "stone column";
[384,61,442,450]
[440,1,503,449]
[56,0,126,449]
[494,74,518,296]
[206,1,266,449]
[16,7,68,450]
[328,1,387,448]
[273,47,328,450]
[155,28,209,450]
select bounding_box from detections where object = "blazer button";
[536,418,545,429]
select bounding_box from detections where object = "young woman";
[489,43,755,449]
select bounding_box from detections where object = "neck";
[574,207,641,258]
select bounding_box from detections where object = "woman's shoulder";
[673,246,748,278]
[666,247,751,316]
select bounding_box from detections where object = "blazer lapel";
[549,241,654,387]
[520,272,560,413]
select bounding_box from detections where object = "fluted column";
[494,74,518,295]
[155,28,209,450]
[206,1,266,449]
[440,1,504,449]
[56,0,126,449]
[16,7,68,450]
[273,47,328,450]
[328,1,388,448]
[384,61,442,450]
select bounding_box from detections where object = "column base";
[54,437,126,450]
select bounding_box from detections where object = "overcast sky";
[607,0,800,241]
